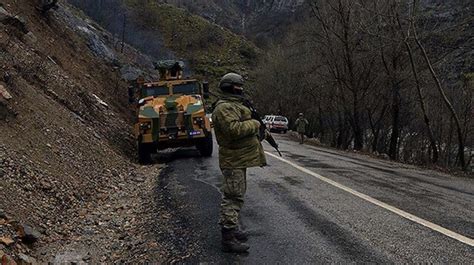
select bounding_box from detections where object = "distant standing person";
[295,113,308,144]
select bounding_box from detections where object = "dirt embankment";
[1,1,197,263]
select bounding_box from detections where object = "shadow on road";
[152,148,201,164]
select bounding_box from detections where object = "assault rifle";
[242,99,282,157]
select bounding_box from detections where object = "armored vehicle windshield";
[143,85,168,97]
[173,82,199,95]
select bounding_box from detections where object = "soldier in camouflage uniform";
[295,112,309,144]
[212,73,267,253]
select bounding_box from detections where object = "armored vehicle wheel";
[138,142,153,164]
[196,132,213,157]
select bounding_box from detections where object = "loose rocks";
[0,209,6,219]
[17,225,41,244]
[0,251,17,265]
[0,237,14,247]
[0,85,12,100]
[17,253,37,265]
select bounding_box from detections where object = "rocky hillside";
[417,0,473,85]
[68,0,261,85]
[0,1,198,263]
[157,0,305,46]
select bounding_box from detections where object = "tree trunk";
[404,40,439,163]
[367,111,382,153]
[318,105,325,140]
[412,21,466,169]
[389,82,400,160]
[336,111,344,148]
[353,107,364,150]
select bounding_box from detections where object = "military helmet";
[219,73,245,88]
[299,113,304,116]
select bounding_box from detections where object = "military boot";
[234,228,248,242]
[221,228,249,253]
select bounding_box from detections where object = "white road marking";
[265,151,474,247]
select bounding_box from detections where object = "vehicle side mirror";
[203,82,210,99]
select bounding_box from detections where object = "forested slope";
[252,0,473,171]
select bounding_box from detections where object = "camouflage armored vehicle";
[129,60,213,163]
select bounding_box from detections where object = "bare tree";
[411,0,466,169]
[253,0,472,170]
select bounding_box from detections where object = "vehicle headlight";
[140,123,151,130]
[193,117,204,125]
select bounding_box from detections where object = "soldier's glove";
[264,130,272,141]
[258,126,266,142]
[252,119,265,141]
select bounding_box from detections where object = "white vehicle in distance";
[263,115,289,134]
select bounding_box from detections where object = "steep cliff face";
[159,0,306,46]
[243,0,305,12]
[160,0,304,14]
[68,0,260,84]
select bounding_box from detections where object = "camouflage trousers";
[298,132,305,144]
[219,168,247,229]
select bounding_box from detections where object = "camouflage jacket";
[295,117,309,133]
[212,93,267,169]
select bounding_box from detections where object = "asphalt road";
[156,133,474,263]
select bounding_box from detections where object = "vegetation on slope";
[154,0,306,48]
[123,1,261,82]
